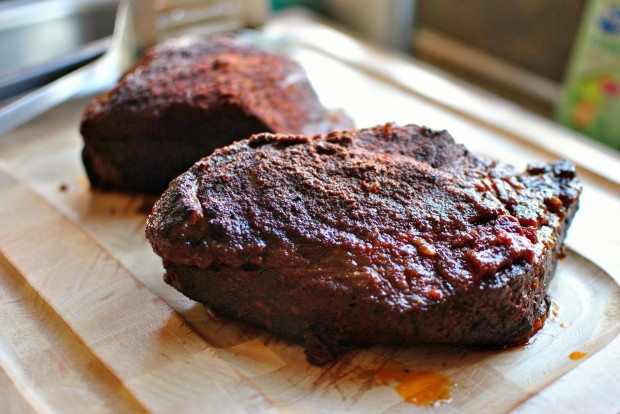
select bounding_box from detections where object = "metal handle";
[0,1,133,137]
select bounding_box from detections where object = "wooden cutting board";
[1,12,619,413]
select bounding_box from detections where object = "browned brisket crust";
[146,124,581,364]
[80,36,352,195]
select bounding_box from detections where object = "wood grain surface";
[0,12,619,413]
[0,172,277,414]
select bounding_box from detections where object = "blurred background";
[1,0,619,150]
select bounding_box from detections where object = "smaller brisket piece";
[80,36,352,195]
[146,124,581,365]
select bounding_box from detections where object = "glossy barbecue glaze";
[146,124,581,365]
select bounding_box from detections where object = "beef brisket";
[80,35,352,195]
[146,123,582,365]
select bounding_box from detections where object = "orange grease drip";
[377,370,454,407]
[569,351,587,360]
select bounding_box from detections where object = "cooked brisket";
[146,123,581,365]
[80,35,352,195]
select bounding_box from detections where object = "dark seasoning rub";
[80,36,352,195]
[146,123,581,365]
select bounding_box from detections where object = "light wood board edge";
[0,364,39,414]
[0,248,147,413]
[0,169,275,414]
